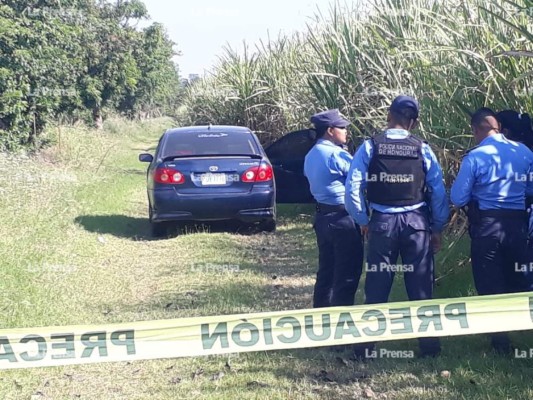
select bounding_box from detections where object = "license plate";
[200,173,226,185]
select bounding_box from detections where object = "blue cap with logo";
[310,109,351,128]
[390,95,419,118]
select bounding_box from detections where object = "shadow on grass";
[74,204,314,241]
[173,220,276,236]
[75,214,153,240]
[74,215,279,240]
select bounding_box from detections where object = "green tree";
[121,22,181,119]
[0,0,181,149]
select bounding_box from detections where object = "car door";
[265,129,357,204]
[264,129,316,203]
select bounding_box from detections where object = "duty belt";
[478,209,527,219]
[372,206,429,215]
[316,203,346,213]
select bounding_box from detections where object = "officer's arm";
[450,155,476,207]
[303,154,310,179]
[345,140,371,226]
[422,144,450,233]
[329,149,353,176]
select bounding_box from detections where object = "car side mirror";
[139,153,153,163]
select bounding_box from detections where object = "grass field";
[1,118,533,399]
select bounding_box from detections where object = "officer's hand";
[360,225,369,239]
[431,233,442,254]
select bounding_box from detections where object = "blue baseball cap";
[310,109,351,128]
[390,95,419,118]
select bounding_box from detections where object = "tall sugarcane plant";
[180,0,532,151]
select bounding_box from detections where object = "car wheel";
[259,218,276,233]
[151,221,169,237]
[149,204,168,238]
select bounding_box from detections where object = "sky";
[141,0,337,78]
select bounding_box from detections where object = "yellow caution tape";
[1,292,532,369]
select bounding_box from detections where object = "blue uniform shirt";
[451,133,533,210]
[345,129,450,233]
[304,139,353,205]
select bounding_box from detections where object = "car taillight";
[242,163,273,183]
[154,168,185,184]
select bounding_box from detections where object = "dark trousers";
[469,214,528,350]
[354,208,440,356]
[312,209,364,308]
[526,239,533,290]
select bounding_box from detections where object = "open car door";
[264,129,316,203]
[265,129,357,203]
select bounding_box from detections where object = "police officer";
[498,110,533,292]
[498,110,533,149]
[345,95,449,358]
[304,109,364,309]
[451,107,533,353]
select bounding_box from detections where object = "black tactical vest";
[367,133,426,206]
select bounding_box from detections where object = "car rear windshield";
[162,131,260,158]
